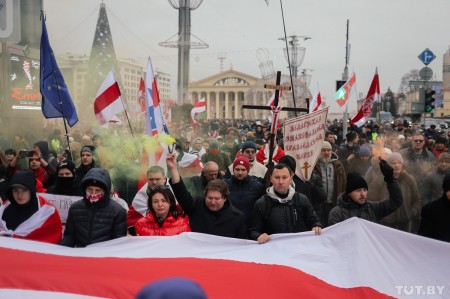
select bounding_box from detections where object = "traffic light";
[424,90,436,112]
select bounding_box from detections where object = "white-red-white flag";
[350,69,380,127]
[94,71,124,125]
[309,86,323,113]
[1,218,449,298]
[191,98,206,126]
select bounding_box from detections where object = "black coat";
[60,168,127,247]
[249,192,321,240]
[419,195,450,242]
[170,178,247,239]
[328,180,403,226]
[224,176,264,226]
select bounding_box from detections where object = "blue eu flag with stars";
[40,17,78,127]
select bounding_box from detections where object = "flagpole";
[279,0,297,116]
[342,19,350,141]
[41,11,73,161]
[112,70,134,138]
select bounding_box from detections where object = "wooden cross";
[301,162,311,181]
[242,71,308,186]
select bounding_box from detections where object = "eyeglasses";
[413,140,424,143]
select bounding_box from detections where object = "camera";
[19,150,35,158]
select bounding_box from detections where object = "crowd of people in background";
[0,116,449,248]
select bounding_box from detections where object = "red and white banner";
[190,98,206,126]
[283,107,329,181]
[37,193,82,223]
[1,218,449,298]
[94,71,124,125]
[350,68,381,127]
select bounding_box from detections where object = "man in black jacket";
[167,152,247,239]
[328,159,403,226]
[249,164,322,244]
[418,173,450,242]
[224,156,264,226]
[60,168,127,247]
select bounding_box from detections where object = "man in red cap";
[224,156,264,226]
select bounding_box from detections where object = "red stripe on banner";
[94,82,121,113]
[0,247,392,299]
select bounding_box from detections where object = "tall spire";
[89,2,117,77]
[82,2,118,120]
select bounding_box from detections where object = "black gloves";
[379,158,395,183]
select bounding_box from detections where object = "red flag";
[94,71,124,125]
[350,69,380,127]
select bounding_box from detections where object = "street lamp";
[160,0,208,104]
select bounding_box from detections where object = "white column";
[215,93,220,119]
[206,93,211,120]
[234,92,239,119]
[225,91,229,119]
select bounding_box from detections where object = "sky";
[44,0,450,114]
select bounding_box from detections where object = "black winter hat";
[57,160,76,176]
[279,155,296,173]
[442,173,450,193]
[346,172,368,194]
[346,131,358,142]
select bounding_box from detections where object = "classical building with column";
[189,67,311,120]
[189,68,259,120]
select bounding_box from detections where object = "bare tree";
[398,69,420,93]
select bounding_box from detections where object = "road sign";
[418,48,436,66]
[419,67,433,80]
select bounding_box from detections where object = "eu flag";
[40,17,78,127]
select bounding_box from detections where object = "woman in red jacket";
[135,186,191,236]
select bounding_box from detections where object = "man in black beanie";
[328,159,403,225]
[418,173,450,242]
[47,160,82,196]
[337,130,360,174]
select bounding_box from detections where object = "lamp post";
[160,0,208,104]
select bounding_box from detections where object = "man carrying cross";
[242,71,307,182]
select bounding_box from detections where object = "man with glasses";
[167,152,247,239]
[225,141,267,180]
[399,132,435,190]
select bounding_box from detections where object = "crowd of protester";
[0,116,449,249]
